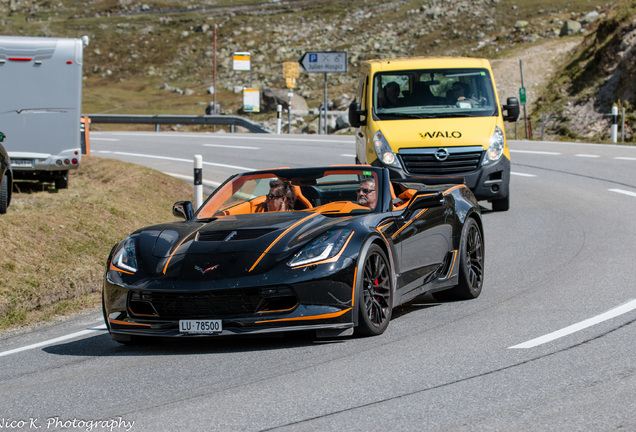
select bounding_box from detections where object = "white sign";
[298,51,347,73]
[243,88,260,113]
[233,52,251,71]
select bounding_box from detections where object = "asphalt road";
[1,132,635,431]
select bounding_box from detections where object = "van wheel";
[0,173,8,214]
[491,195,509,212]
[55,172,69,190]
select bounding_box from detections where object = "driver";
[356,179,377,209]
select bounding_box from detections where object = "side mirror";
[348,101,367,128]
[403,191,444,218]
[173,201,194,220]
[502,97,520,122]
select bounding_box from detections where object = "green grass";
[0,157,193,331]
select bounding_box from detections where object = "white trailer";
[0,35,87,189]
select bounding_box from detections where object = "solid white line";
[341,154,356,158]
[509,299,636,349]
[510,150,561,155]
[166,172,221,188]
[203,144,260,150]
[609,188,636,198]
[0,323,107,358]
[575,154,600,158]
[107,151,255,171]
[105,132,354,143]
[90,138,120,141]
[615,156,636,161]
[511,172,536,177]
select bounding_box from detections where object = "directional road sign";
[298,51,347,73]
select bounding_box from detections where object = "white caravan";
[0,35,87,189]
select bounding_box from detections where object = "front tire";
[356,244,393,336]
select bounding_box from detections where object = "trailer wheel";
[55,171,69,190]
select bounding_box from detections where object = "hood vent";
[198,228,277,242]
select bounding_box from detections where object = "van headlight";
[483,126,504,165]
[373,131,401,168]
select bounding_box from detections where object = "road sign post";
[298,51,347,135]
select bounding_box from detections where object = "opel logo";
[434,148,450,161]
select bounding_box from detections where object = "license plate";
[179,319,222,334]
[11,159,34,168]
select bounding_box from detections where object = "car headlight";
[373,131,401,168]
[483,126,504,165]
[111,237,138,273]
[288,229,353,267]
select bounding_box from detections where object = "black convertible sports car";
[103,165,484,342]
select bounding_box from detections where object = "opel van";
[349,57,519,211]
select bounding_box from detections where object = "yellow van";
[348,57,519,211]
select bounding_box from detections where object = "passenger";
[266,180,296,212]
[356,179,377,209]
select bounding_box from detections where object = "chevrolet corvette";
[103,165,484,343]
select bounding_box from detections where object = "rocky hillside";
[1,0,627,138]
[534,0,636,142]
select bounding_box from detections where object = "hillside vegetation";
[1,0,624,138]
[0,157,192,331]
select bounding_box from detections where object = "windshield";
[373,68,498,120]
[195,169,380,220]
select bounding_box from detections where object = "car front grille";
[128,287,298,320]
[399,147,484,175]
[129,290,262,319]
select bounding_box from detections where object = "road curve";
[1,134,635,431]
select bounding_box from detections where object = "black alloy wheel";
[455,218,484,299]
[356,244,393,336]
[435,217,484,301]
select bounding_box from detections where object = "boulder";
[261,88,308,113]
[560,20,582,36]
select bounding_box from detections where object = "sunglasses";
[356,188,375,194]
[266,193,285,200]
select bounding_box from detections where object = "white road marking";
[510,150,561,155]
[0,322,107,358]
[166,172,221,188]
[90,138,120,141]
[341,154,356,158]
[203,144,260,150]
[609,188,636,198]
[511,172,536,177]
[96,151,254,171]
[575,154,600,158]
[104,132,354,143]
[615,156,636,161]
[509,299,636,349]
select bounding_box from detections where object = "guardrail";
[85,114,272,134]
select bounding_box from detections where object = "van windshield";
[373,68,498,120]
